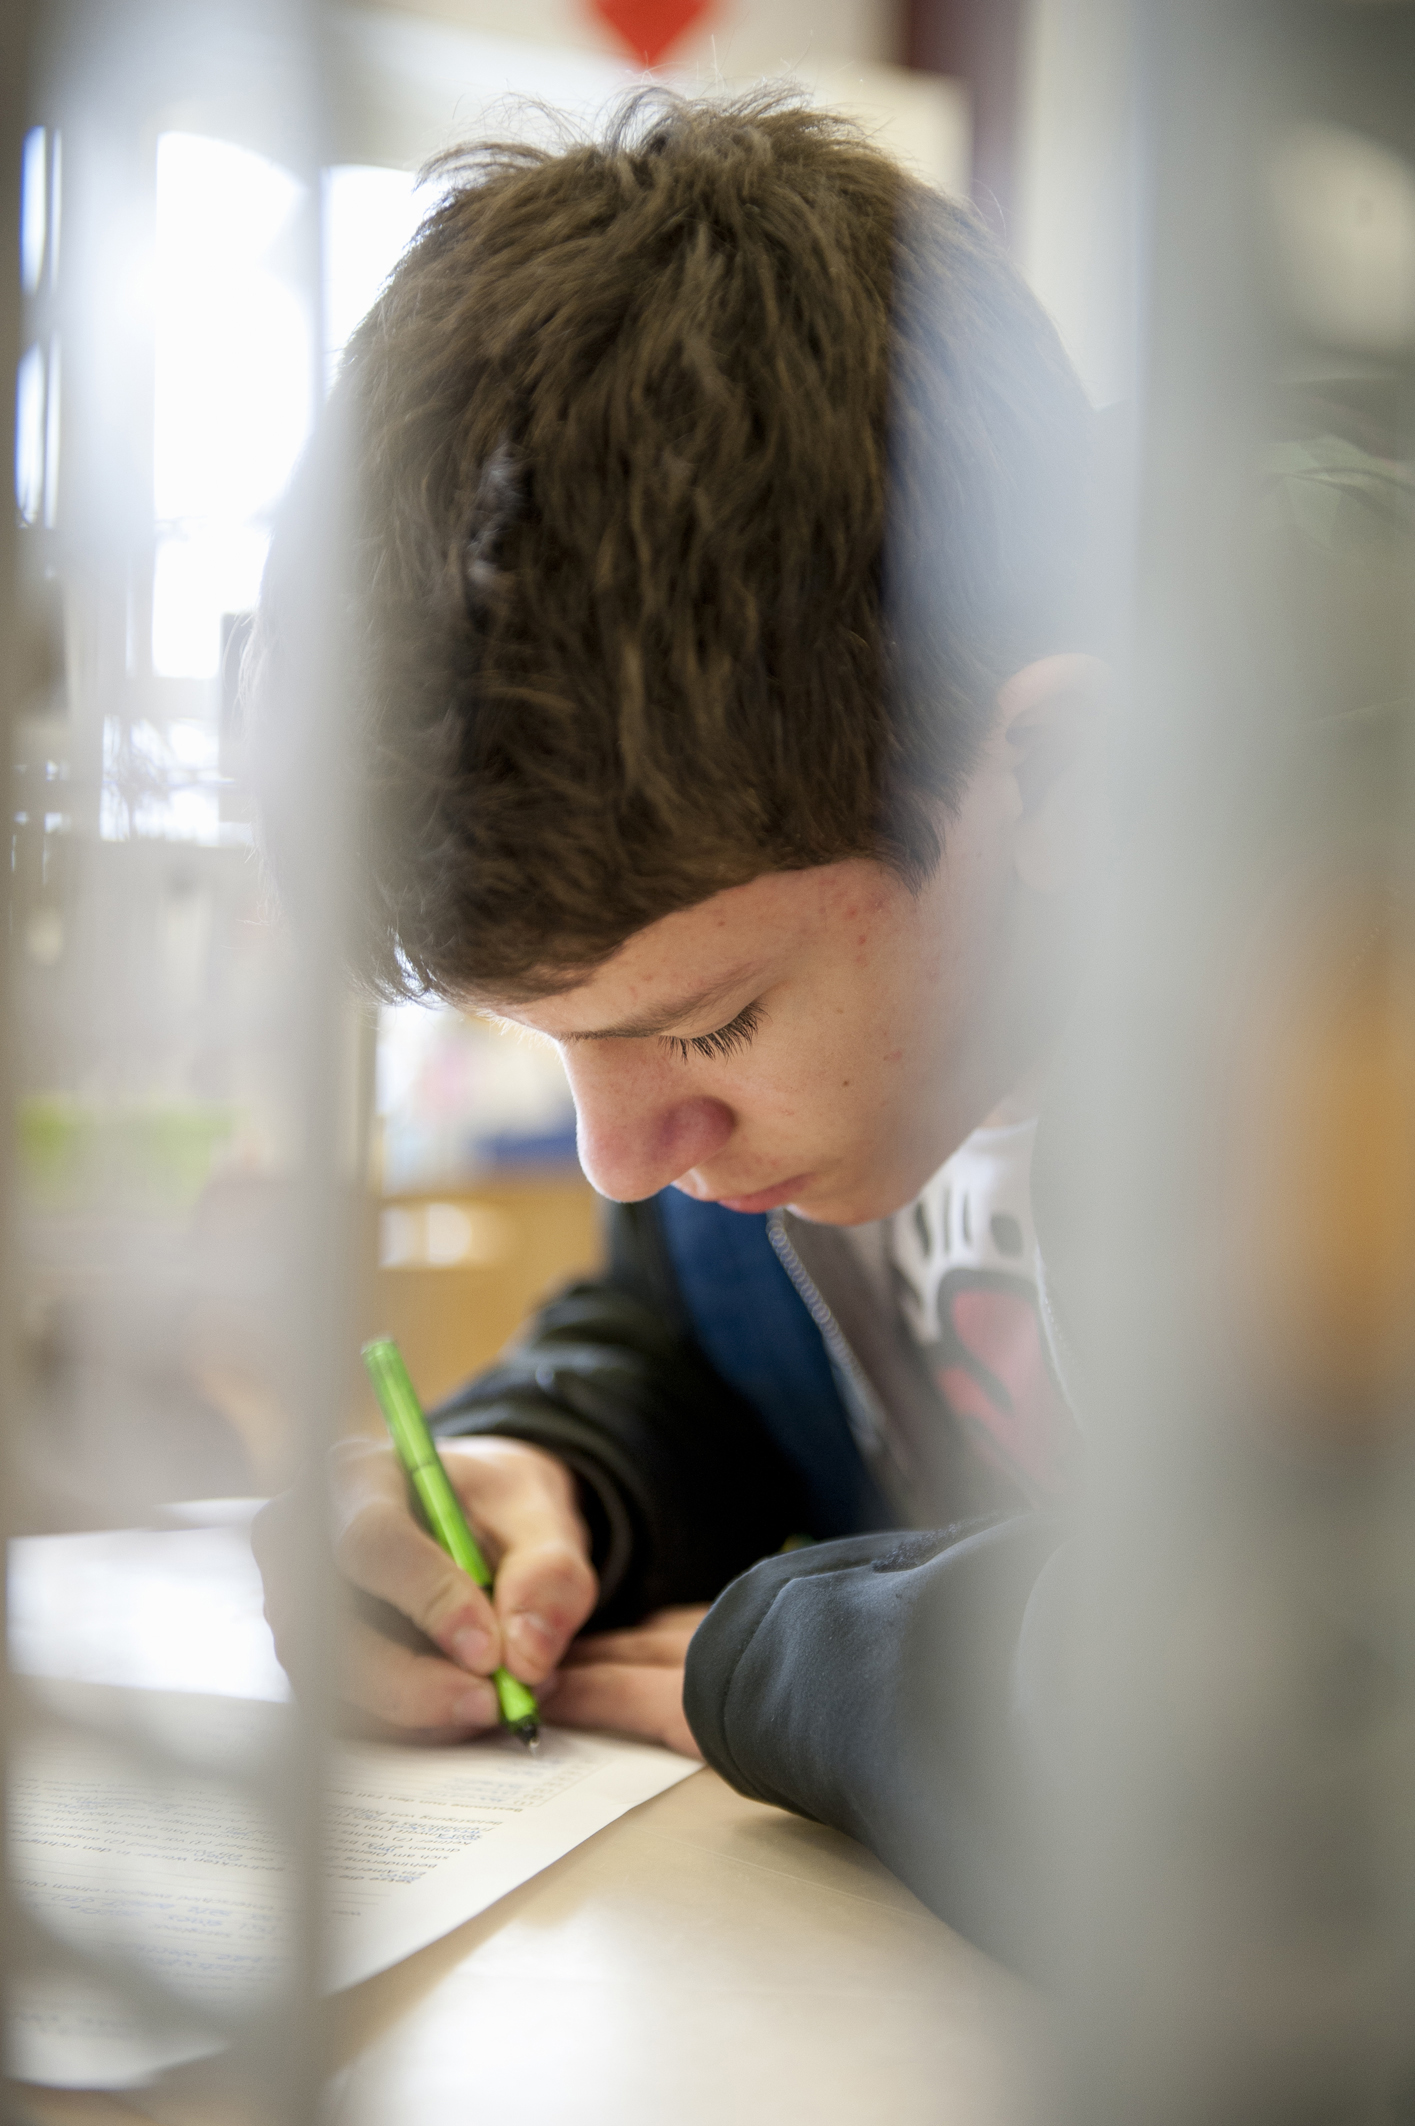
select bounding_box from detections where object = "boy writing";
[251,92,1203,1967]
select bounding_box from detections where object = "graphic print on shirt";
[888,1120,1078,1503]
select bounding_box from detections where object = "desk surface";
[17,1769,1039,2126]
[331,1766,1040,2126]
[11,1521,1041,2126]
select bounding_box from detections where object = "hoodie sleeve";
[682,1516,1068,1977]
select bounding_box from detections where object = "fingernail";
[451,1625,494,1672]
[507,1612,555,1667]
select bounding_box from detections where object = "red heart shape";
[936,1283,1078,1499]
[590,0,715,67]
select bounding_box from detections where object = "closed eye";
[662,1001,765,1064]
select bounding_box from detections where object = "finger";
[338,1618,500,1738]
[542,1662,700,1759]
[562,1604,710,1669]
[563,1625,696,1669]
[491,1536,599,1686]
[334,1494,502,1677]
[443,1445,597,1684]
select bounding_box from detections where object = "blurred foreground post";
[1060,4,1415,2120]
[2,0,38,2110]
[3,3,352,2119]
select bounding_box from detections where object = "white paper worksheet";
[7,1524,699,2090]
[9,1678,697,2088]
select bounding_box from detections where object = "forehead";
[477,860,895,1039]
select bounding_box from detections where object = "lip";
[705,1173,814,1215]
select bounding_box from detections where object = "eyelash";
[664,1001,765,1064]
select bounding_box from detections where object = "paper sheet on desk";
[324,1719,698,1989]
[9,1679,698,2089]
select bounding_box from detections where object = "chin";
[784,1180,901,1227]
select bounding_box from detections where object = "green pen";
[361,1336,540,1749]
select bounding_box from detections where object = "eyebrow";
[555,973,759,1044]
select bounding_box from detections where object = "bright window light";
[143,142,428,828]
[323,164,426,386]
[100,715,235,848]
[14,341,45,524]
[152,525,270,683]
[152,133,312,680]
[21,127,47,294]
[153,134,311,525]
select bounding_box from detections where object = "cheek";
[754,1033,893,1134]
[899,852,1013,1057]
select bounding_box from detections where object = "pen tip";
[516,1720,540,1752]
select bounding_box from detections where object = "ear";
[994,654,1111,894]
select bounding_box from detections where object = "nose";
[562,1051,735,1201]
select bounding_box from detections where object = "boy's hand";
[252,1436,598,1742]
[540,1606,709,1758]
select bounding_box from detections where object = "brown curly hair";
[249,91,1093,1001]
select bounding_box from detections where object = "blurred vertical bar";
[904,0,1026,241]
[1060,2,1415,2120]
[5,0,349,2119]
[2,0,39,2111]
